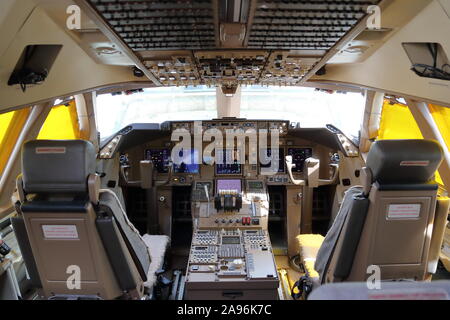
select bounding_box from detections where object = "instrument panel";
[118,120,343,187]
[144,146,314,176]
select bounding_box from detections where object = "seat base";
[296,234,325,279]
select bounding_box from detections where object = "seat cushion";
[296,234,325,279]
[142,234,170,289]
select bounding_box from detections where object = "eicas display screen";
[144,149,170,173]
[173,148,200,173]
[216,179,242,194]
[215,149,242,175]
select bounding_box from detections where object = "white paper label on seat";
[387,204,421,219]
[42,225,79,239]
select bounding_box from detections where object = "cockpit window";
[95,86,365,140]
[96,86,217,139]
[240,86,365,140]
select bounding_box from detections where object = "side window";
[0,108,31,175]
[37,100,81,140]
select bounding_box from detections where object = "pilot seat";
[294,139,450,298]
[11,140,169,300]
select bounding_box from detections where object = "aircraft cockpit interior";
[102,119,354,300]
[0,0,450,306]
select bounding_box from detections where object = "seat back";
[14,140,149,299]
[321,140,444,283]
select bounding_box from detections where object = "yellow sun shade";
[37,100,81,140]
[0,108,31,175]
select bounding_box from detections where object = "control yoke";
[285,155,306,186]
[285,156,339,187]
[120,160,173,188]
[140,160,173,188]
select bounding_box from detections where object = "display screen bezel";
[173,148,200,174]
[144,148,170,173]
[215,149,242,175]
[259,147,285,174]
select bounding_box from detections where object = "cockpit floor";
[275,255,304,299]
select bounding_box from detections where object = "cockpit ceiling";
[86,0,382,87]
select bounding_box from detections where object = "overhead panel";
[86,0,382,87]
[248,0,381,50]
[88,0,216,50]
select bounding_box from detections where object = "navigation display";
[173,148,200,173]
[144,149,170,173]
[215,149,242,175]
[260,148,284,173]
[287,148,313,173]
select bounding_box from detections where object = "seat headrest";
[366,140,443,185]
[22,140,96,194]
